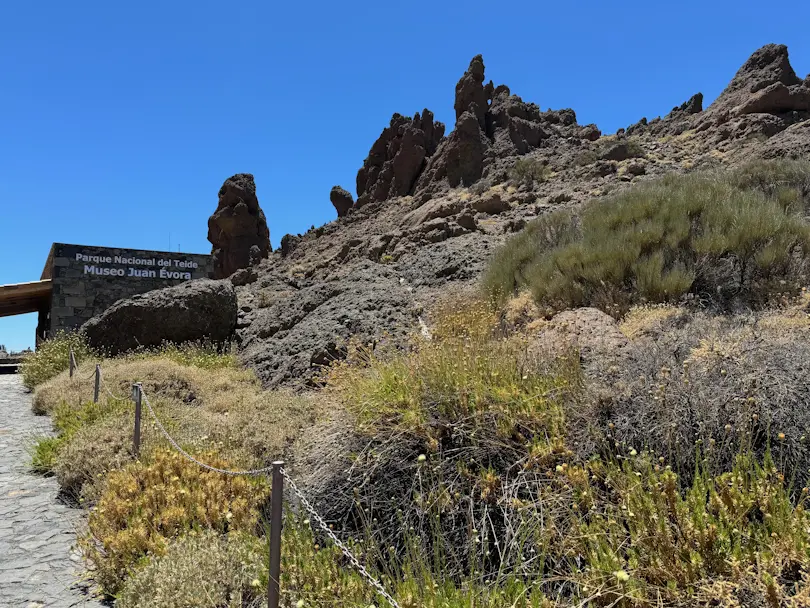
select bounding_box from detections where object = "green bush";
[509,157,552,186]
[484,162,810,315]
[20,331,95,389]
[31,436,62,474]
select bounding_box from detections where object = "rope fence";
[69,349,401,608]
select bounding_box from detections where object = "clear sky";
[1,1,809,351]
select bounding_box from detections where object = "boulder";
[330,185,355,217]
[81,279,237,356]
[208,174,271,279]
[600,141,644,162]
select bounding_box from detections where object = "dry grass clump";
[618,304,688,339]
[117,530,266,608]
[320,300,582,580]
[20,331,95,389]
[484,160,810,316]
[32,345,317,503]
[83,449,269,596]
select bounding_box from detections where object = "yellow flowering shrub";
[83,449,270,596]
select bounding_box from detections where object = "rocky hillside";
[230,43,810,388]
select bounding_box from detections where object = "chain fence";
[70,352,401,608]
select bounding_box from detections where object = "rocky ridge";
[231,43,810,388]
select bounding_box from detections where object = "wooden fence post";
[132,383,142,457]
[268,461,285,608]
[69,349,76,378]
[93,365,101,403]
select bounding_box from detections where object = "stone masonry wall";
[45,243,214,335]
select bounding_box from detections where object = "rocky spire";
[207,173,271,279]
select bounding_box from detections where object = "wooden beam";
[0,279,52,318]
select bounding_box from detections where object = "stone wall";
[43,243,213,335]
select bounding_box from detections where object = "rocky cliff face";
[230,43,810,388]
[208,174,271,279]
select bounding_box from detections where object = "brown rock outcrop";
[330,186,354,217]
[694,44,810,139]
[207,173,271,279]
[416,55,574,197]
[355,110,445,207]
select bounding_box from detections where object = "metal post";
[69,349,76,378]
[93,365,100,404]
[268,461,285,608]
[132,383,142,457]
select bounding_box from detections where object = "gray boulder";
[81,279,237,355]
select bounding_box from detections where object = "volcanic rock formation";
[355,110,445,208]
[330,185,354,217]
[208,173,271,279]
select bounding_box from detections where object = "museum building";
[0,243,213,345]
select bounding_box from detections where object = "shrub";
[117,530,266,608]
[82,449,269,596]
[20,331,95,390]
[483,210,578,305]
[575,451,810,606]
[31,436,62,474]
[30,398,126,478]
[573,307,810,488]
[484,162,810,316]
[509,157,552,186]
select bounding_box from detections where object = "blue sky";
[1,1,809,351]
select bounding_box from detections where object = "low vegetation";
[84,449,269,595]
[20,330,94,389]
[26,160,810,605]
[318,300,810,605]
[509,157,553,186]
[29,334,315,503]
[485,160,810,316]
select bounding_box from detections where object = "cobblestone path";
[0,375,106,607]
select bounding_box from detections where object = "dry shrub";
[33,356,255,416]
[575,307,810,487]
[53,413,133,504]
[117,530,266,608]
[320,300,582,580]
[83,449,269,596]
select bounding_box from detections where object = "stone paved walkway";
[0,375,106,608]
